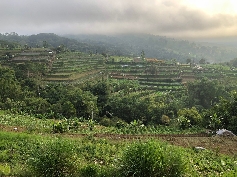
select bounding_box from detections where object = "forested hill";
[65,33,237,63]
[1,32,237,63]
[0,33,98,52]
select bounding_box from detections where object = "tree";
[67,89,98,118]
[186,77,225,109]
[23,97,50,115]
[62,101,76,118]
[199,58,206,64]
[24,44,29,49]
[85,81,110,116]
[205,91,237,133]
[229,58,237,67]
[141,50,145,61]
[186,58,192,64]
[40,84,68,104]
[0,66,21,103]
[108,94,139,123]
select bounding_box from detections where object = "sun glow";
[183,0,237,15]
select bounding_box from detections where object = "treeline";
[0,33,96,53]
[1,62,237,134]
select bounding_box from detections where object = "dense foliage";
[1,53,237,134]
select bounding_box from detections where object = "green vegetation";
[1,43,237,134]
[120,141,186,177]
[1,36,237,176]
[0,131,237,176]
[28,138,79,177]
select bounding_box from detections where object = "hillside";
[1,32,237,64]
[65,33,237,63]
[1,33,237,176]
[0,33,95,52]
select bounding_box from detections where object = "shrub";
[115,119,127,129]
[178,107,202,126]
[53,121,68,133]
[161,114,170,125]
[27,138,79,177]
[177,116,191,129]
[119,140,186,177]
[99,117,113,127]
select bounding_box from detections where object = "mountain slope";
[65,33,237,63]
[1,32,237,63]
[0,33,95,52]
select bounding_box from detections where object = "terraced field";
[3,49,237,91]
[44,52,105,81]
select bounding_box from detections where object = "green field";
[1,47,237,176]
[0,113,237,176]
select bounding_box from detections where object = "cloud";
[1,0,237,38]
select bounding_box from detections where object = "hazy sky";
[1,0,237,39]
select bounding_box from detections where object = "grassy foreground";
[0,112,237,176]
[0,130,237,176]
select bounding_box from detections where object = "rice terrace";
[1,33,237,176]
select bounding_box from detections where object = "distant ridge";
[1,32,237,63]
[65,33,237,63]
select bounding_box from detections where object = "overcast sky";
[1,0,237,40]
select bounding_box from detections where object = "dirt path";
[63,133,237,156]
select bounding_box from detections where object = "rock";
[195,146,206,151]
[216,129,236,137]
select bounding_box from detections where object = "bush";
[177,116,191,129]
[119,140,186,177]
[27,138,79,177]
[161,114,170,125]
[178,107,202,126]
[99,117,113,127]
[53,121,68,133]
[115,119,127,129]
[99,117,127,128]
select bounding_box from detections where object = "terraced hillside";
[105,58,237,91]
[44,52,105,82]
[2,48,237,92]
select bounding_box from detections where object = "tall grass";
[27,138,79,177]
[119,140,187,177]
